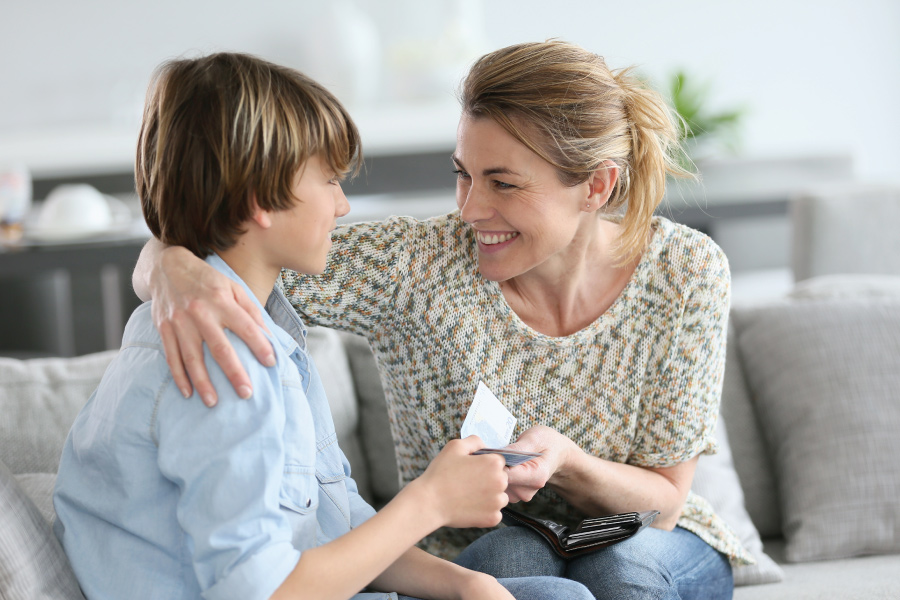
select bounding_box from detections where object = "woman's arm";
[505,426,697,530]
[132,238,275,405]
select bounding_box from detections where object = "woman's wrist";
[548,435,584,485]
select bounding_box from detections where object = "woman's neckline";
[483,217,668,346]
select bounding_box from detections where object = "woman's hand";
[145,242,275,406]
[503,425,581,503]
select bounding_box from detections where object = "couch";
[2,274,899,599]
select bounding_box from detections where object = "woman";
[135,41,751,599]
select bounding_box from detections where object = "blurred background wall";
[2,0,898,182]
[1,0,898,356]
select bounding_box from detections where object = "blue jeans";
[398,576,593,600]
[454,525,734,600]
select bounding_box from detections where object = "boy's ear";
[249,194,273,229]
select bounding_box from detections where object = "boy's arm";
[367,547,511,600]
[155,333,302,600]
[272,436,512,600]
[159,334,510,600]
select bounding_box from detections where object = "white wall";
[2,0,898,183]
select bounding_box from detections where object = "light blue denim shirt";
[53,255,391,600]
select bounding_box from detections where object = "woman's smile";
[475,230,520,252]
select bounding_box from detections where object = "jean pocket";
[280,466,318,514]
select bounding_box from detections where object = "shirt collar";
[204,254,306,355]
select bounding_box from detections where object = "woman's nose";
[457,183,491,224]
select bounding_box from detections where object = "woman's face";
[454,114,595,282]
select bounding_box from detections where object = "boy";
[52,53,569,600]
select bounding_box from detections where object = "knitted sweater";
[280,211,752,566]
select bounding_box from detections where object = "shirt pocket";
[315,432,352,524]
[280,465,318,515]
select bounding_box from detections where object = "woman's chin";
[476,261,512,283]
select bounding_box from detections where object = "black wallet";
[500,507,660,559]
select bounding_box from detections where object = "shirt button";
[306,498,312,508]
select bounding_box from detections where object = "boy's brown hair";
[136,53,361,258]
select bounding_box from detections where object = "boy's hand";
[417,436,508,529]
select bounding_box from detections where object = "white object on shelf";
[26,186,134,243]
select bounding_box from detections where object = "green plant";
[669,70,744,157]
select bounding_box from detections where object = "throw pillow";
[0,458,85,600]
[732,298,900,562]
[719,321,782,538]
[692,416,784,585]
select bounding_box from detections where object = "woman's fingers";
[158,320,193,400]
[193,284,275,400]
[230,284,276,367]
[173,307,221,407]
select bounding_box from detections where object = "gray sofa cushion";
[339,332,400,507]
[0,459,84,600]
[791,185,900,281]
[734,540,900,600]
[732,297,900,562]
[0,351,117,475]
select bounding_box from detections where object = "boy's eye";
[452,169,471,180]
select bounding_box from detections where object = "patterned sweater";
[280,211,753,566]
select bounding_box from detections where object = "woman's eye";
[494,180,515,190]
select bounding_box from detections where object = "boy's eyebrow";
[451,154,520,177]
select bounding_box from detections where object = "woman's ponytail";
[612,68,695,264]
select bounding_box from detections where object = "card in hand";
[460,381,517,449]
[472,448,543,467]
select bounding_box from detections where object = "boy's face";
[267,155,349,275]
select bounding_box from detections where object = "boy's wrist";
[453,569,502,600]
[393,477,448,534]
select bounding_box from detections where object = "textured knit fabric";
[280,211,753,566]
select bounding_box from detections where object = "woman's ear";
[249,194,273,229]
[584,160,619,212]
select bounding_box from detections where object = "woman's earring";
[585,203,591,209]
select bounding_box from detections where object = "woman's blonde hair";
[461,40,693,264]
[137,53,361,258]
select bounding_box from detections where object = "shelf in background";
[0,101,461,180]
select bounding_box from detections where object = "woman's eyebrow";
[451,154,520,177]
